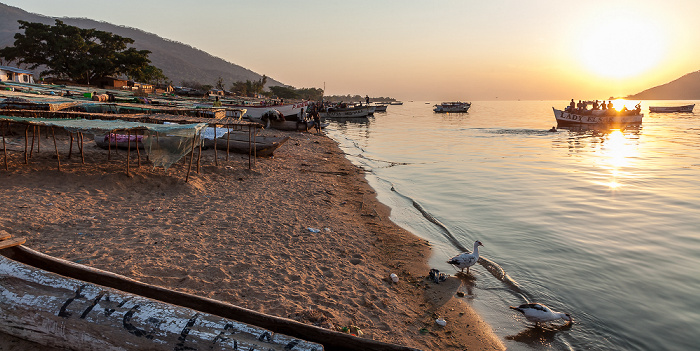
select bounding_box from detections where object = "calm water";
[324,101,700,350]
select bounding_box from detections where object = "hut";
[0,66,35,84]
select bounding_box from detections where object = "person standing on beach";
[311,106,322,134]
[365,95,370,105]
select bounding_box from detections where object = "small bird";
[510,303,573,325]
[447,240,483,274]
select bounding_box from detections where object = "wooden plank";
[0,237,25,250]
[0,232,11,241]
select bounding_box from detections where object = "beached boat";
[433,102,471,113]
[0,243,418,351]
[229,102,312,120]
[93,133,146,150]
[202,132,290,157]
[648,104,695,113]
[553,106,643,127]
[319,105,374,118]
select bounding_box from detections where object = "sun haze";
[2,0,698,101]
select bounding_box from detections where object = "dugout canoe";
[0,245,419,351]
[202,133,290,157]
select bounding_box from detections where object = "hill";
[0,3,285,89]
[626,71,700,100]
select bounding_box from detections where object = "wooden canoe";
[202,133,290,157]
[0,245,420,351]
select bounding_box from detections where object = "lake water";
[324,100,700,350]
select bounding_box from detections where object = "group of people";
[566,99,642,115]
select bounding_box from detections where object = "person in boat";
[568,99,575,112]
[601,101,607,110]
[607,101,614,110]
[577,100,584,112]
[366,95,370,105]
[635,102,641,113]
[549,126,557,132]
[592,100,600,110]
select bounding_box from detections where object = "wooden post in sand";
[68,133,74,158]
[135,132,141,168]
[185,130,197,182]
[51,127,61,171]
[107,132,112,160]
[213,125,218,166]
[126,130,131,177]
[197,133,201,173]
[2,122,7,171]
[226,126,231,161]
[24,125,28,164]
[29,126,36,159]
[79,132,85,164]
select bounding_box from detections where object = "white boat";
[320,105,374,118]
[373,104,388,112]
[553,107,643,127]
[648,104,694,113]
[228,101,312,119]
[433,102,471,113]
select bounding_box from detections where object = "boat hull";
[202,134,289,157]
[648,104,694,113]
[433,102,471,113]
[231,102,312,119]
[0,248,321,351]
[0,245,416,351]
[553,108,643,127]
[319,106,373,118]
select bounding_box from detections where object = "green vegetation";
[269,86,324,101]
[324,94,398,103]
[0,20,167,85]
[230,75,268,97]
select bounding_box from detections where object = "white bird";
[510,303,573,325]
[447,240,483,274]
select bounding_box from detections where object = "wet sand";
[0,127,504,350]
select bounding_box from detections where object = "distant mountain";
[0,3,285,89]
[626,71,700,100]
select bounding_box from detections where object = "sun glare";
[575,14,666,79]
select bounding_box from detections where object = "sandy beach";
[0,126,504,350]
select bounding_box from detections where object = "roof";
[0,66,34,75]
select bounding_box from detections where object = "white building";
[0,66,35,84]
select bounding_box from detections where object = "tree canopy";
[0,20,167,85]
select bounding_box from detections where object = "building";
[0,66,35,84]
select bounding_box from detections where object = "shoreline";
[0,128,504,350]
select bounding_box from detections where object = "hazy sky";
[3,0,700,101]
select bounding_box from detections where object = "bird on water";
[510,303,573,325]
[447,240,483,274]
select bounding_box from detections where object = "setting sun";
[574,14,666,79]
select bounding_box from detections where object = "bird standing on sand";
[447,240,483,274]
[510,303,572,325]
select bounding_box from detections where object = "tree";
[0,20,163,84]
[215,77,225,90]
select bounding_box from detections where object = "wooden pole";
[37,126,41,153]
[248,126,252,169]
[2,122,7,171]
[226,126,230,161]
[79,132,85,164]
[126,130,131,177]
[107,133,112,160]
[51,127,60,171]
[185,130,197,183]
[29,126,36,158]
[213,125,218,166]
[196,133,201,174]
[136,133,141,168]
[24,125,28,164]
[68,133,74,159]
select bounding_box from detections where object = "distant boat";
[202,132,289,157]
[373,104,388,112]
[433,101,471,113]
[648,104,694,113]
[553,105,643,128]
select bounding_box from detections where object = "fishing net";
[0,116,207,170]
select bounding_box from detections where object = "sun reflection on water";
[598,129,638,190]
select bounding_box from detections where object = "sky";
[3,0,700,101]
